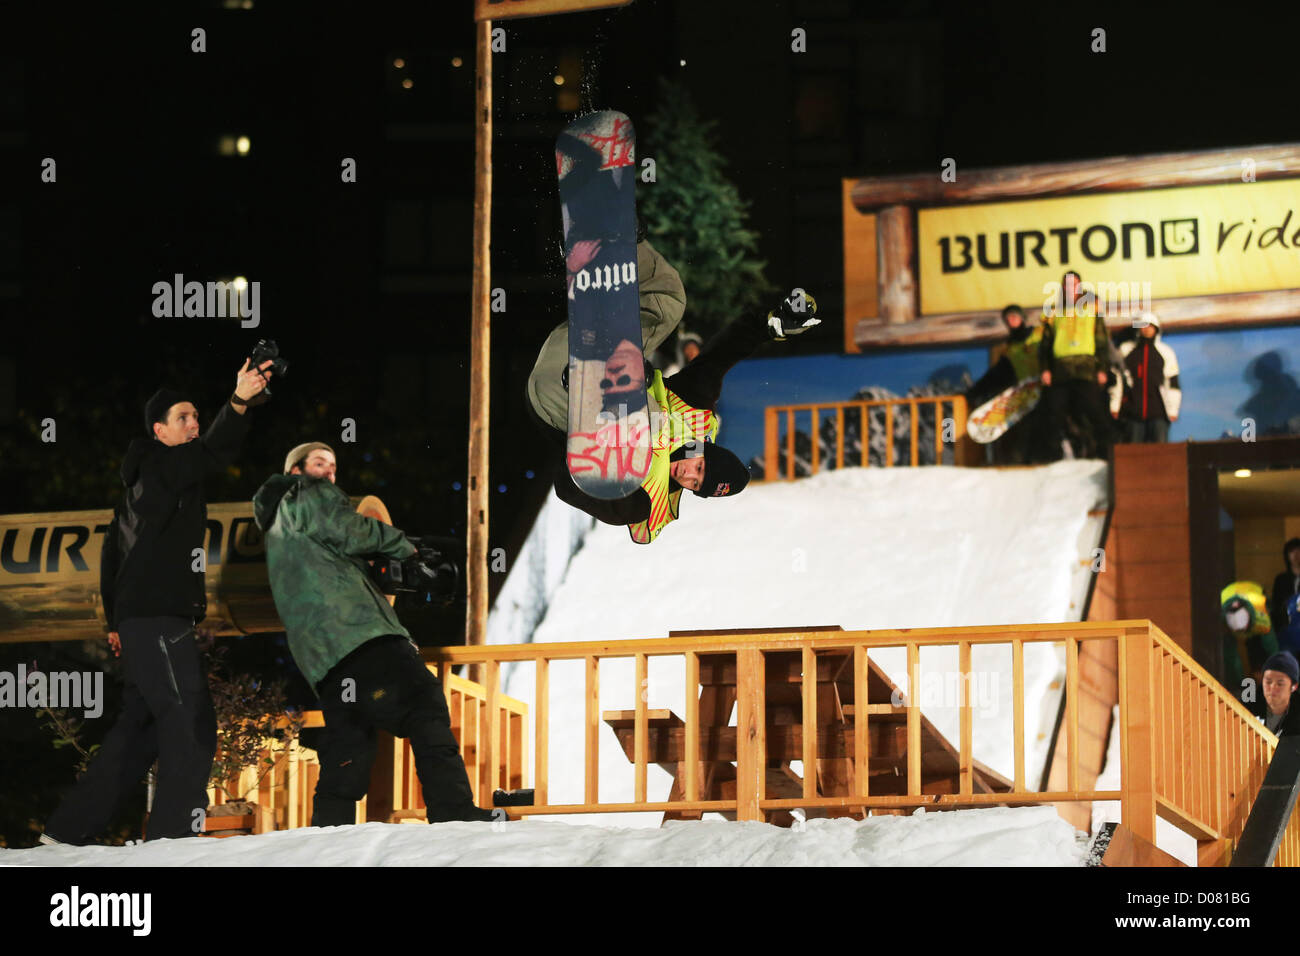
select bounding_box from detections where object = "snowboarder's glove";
[766,289,820,341]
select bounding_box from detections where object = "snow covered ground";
[3,805,1087,867]
[493,461,1110,827]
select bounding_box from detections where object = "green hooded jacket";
[253,474,416,690]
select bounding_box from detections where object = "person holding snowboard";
[965,304,1044,464]
[253,442,495,825]
[525,236,820,543]
[1037,270,1115,461]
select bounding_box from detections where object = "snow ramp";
[491,460,1109,826]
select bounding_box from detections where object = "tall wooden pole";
[467,19,492,654]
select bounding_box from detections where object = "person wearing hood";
[661,329,703,377]
[1221,581,1280,705]
[1269,537,1300,635]
[525,234,820,544]
[965,304,1043,464]
[253,443,494,825]
[1111,311,1181,443]
[41,359,272,846]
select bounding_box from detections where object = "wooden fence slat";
[685,651,699,802]
[634,652,648,804]
[585,656,599,806]
[1013,639,1025,792]
[907,643,920,796]
[802,644,817,801]
[959,641,972,796]
[855,645,869,803]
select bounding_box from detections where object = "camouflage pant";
[525,239,686,432]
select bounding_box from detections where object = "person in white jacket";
[1110,311,1181,443]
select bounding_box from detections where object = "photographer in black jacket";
[40,359,271,845]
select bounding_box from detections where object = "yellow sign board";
[475,0,634,20]
[917,179,1300,315]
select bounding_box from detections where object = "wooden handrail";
[763,395,970,481]
[416,620,1288,864]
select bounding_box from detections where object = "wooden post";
[585,656,600,805]
[535,658,548,806]
[466,19,492,655]
[1120,627,1158,844]
[736,649,765,822]
[764,408,778,482]
[876,205,916,326]
[802,644,817,801]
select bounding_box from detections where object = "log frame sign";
[474,0,634,20]
[843,144,1300,352]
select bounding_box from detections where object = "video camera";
[370,537,460,606]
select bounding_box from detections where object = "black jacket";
[100,399,251,629]
[540,316,769,526]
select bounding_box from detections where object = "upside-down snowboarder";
[525,233,820,543]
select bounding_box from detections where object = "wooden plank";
[809,409,820,476]
[885,405,895,467]
[842,180,876,355]
[1101,823,1188,867]
[465,17,493,655]
[802,644,817,800]
[836,407,845,469]
[909,401,920,467]
[959,641,972,796]
[634,652,648,804]
[855,646,869,800]
[1013,640,1025,792]
[786,410,795,480]
[685,651,699,802]
[907,643,920,796]
[876,205,916,326]
[735,649,765,821]
[1066,638,1079,794]
[764,408,779,482]
[535,658,548,806]
[860,404,870,467]
[585,656,599,805]
[848,145,1300,209]
[1120,629,1158,843]
[481,659,500,799]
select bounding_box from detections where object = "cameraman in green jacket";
[253,441,494,825]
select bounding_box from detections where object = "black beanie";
[1264,651,1300,685]
[691,442,749,499]
[144,388,193,435]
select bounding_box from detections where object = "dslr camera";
[248,338,288,397]
[370,537,460,606]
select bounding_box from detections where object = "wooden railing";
[424,621,1291,864]
[762,395,969,481]
[205,663,528,830]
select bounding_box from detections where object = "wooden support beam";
[876,205,916,326]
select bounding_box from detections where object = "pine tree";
[640,76,774,341]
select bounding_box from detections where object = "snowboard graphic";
[557,110,651,500]
[967,379,1043,444]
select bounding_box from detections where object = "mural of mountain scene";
[707,323,1300,474]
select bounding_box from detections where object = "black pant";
[1040,376,1115,461]
[1127,417,1170,443]
[45,616,216,844]
[311,635,481,826]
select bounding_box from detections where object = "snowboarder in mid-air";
[525,234,820,544]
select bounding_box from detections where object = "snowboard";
[557,110,652,500]
[966,379,1043,444]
